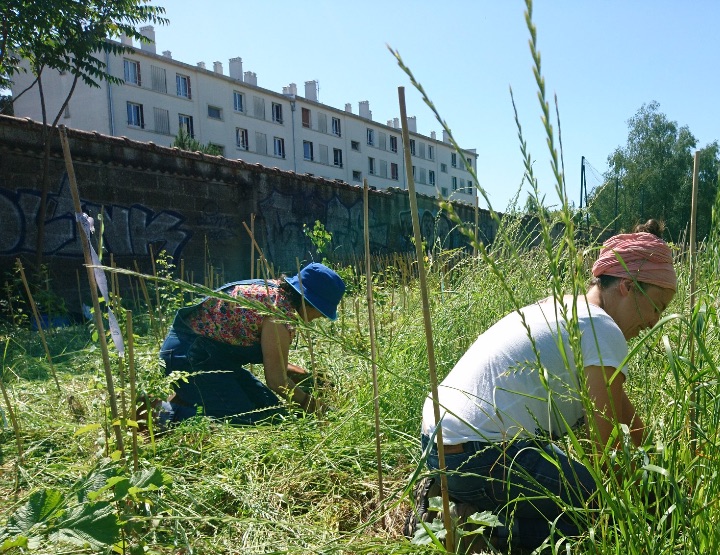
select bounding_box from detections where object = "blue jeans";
[421,435,597,549]
[159,321,286,425]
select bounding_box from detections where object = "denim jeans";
[159,319,286,425]
[421,434,597,549]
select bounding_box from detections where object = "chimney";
[407,116,417,133]
[139,25,156,54]
[229,57,243,80]
[197,61,206,69]
[430,131,437,140]
[443,130,450,143]
[345,103,352,113]
[120,33,133,46]
[244,71,257,86]
[213,61,223,75]
[393,117,399,128]
[304,80,318,101]
[162,50,172,59]
[387,119,393,127]
[358,100,372,120]
[283,83,298,96]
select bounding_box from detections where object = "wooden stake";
[364,179,385,522]
[250,213,256,279]
[689,150,700,450]
[126,310,139,471]
[16,259,61,393]
[58,125,124,453]
[398,86,454,551]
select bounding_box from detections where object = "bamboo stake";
[688,150,700,450]
[0,340,24,488]
[398,86,453,550]
[16,259,61,393]
[126,310,139,471]
[58,125,124,453]
[134,260,158,340]
[250,213,256,279]
[364,179,385,522]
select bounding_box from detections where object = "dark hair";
[633,219,665,238]
[279,278,304,312]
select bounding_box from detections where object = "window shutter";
[254,97,265,119]
[255,132,267,155]
[318,113,327,134]
[379,160,387,178]
[319,144,329,164]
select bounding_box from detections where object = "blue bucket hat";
[285,263,346,320]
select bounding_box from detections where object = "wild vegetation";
[2,1,720,554]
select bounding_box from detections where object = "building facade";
[10,26,478,201]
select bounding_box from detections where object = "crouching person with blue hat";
[158,262,345,425]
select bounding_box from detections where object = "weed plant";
[2,1,720,553]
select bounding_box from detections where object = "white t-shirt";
[422,297,628,443]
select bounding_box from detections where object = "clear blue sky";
[146,1,717,210]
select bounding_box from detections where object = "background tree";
[0,0,167,265]
[588,101,719,241]
[172,129,223,156]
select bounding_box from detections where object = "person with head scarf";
[410,220,676,550]
[158,262,345,425]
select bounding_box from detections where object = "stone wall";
[0,115,498,303]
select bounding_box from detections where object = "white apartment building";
[10,26,478,201]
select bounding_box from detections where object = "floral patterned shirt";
[185,281,296,346]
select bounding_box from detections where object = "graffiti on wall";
[257,189,389,270]
[0,173,192,259]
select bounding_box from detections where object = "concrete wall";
[0,115,498,305]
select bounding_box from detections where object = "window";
[176,74,191,98]
[412,165,416,179]
[274,137,285,158]
[178,114,194,137]
[302,107,311,128]
[317,113,327,133]
[351,140,360,151]
[333,148,343,168]
[441,187,449,197]
[409,139,416,156]
[126,102,144,128]
[418,167,426,184]
[379,160,387,178]
[303,140,314,161]
[150,65,166,92]
[352,170,362,182]
[366,128,374,146]
[236,128,249,150]
[332,117,341,137]
[451,152,457,167]
[253,96,265,119]
[452,176,458,191]
[368,157,376,175]
[153,107,170,134]
[272,102,283,124]
[429,170,435,186]
[390,136,398,153]
[124,59,141,86]
[255,131,267,155]
[207,105,222,120]
[319,144,329,164]
[440,163,448,173]
[378,132,387,151]
[427,145,434,160]
[233,91,244,112]
[390,163,399,180]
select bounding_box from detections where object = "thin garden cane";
[15,259,61,393]
[1,339,24,489]
[134,260,159,341]
[688,150,700,451]
[58,125,124,453]
[398,86,454,551]
[294,256,319,391]
[126,309,139,471]
[250,213,256,279]
[363,179,385,524]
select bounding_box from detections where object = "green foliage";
[303,219,333,264]
[171,128,224,156]
[589,101,720,240]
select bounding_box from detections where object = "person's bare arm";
[260,319,318,412]
[584,364,627,451]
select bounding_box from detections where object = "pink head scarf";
[591,232,677,291]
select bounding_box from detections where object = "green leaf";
[6,489,64,535]
[50,501,119,549]
[74,423,102,436]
